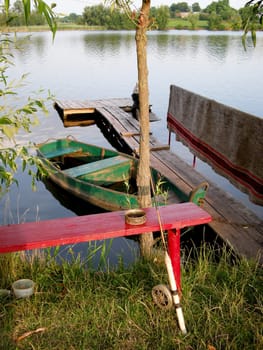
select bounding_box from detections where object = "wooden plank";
[0,203,212,253]
[150,150,263,262]
[63,119,96,128]
[55,100,97,109]
[55,98,131,112]
[64,108,95,116]
[104,106,140,129]
[96,107,139,152]
[133,145,170,156]
[121,132,142,137]
[150,145,170,151]
[63,155,131,178]
[97,106,139,132]
[54,100,98,121]
[100,106,167,153]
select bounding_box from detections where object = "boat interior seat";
[45,147,83,159]
[63,155,131,178]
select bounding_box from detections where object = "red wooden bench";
[0,202,211,291]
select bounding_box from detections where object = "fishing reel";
[152,284,173,310]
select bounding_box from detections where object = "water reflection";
[42,177,106,216]
[10,30,262,71]
[13,33,48,63]
[2,30,262,226]
[204,35,230,61]
[83,31,135,57]
[30,34,47,56]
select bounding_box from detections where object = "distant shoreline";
[2,25,197,33]
[0,24,106,33]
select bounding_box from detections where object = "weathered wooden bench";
[0,202,211,291]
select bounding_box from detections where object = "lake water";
[1,30,262,264]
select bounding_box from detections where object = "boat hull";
[37,138,193,212]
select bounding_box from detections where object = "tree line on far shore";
[1,0,262,31]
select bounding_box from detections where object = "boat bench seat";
[45,147,83,159]
[63,155,131,178]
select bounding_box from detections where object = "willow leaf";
[22,0,31,24]
[1,125,17,140]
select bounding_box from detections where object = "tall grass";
[0,243,262,349]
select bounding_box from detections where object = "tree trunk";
[135,1,154,257]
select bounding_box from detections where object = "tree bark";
[135,1,154,257]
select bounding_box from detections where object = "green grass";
[0,243,262,349]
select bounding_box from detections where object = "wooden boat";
[37,138,208,211]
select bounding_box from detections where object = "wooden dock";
[54,98,263,263]
[54,98,159,127]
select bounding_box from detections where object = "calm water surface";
[1,30,262,263]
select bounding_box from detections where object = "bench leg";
[167,228,181,292]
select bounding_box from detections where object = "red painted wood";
[168,229,181,292]
[0,203,211,253]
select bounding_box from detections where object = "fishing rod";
[150,175,187,335]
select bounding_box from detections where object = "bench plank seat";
[0,203,211,253]
[0,203,212,292]
[63,155,131,178]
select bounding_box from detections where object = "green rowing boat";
[37,138,208,211]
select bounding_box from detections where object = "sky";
[43,0,248,16]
